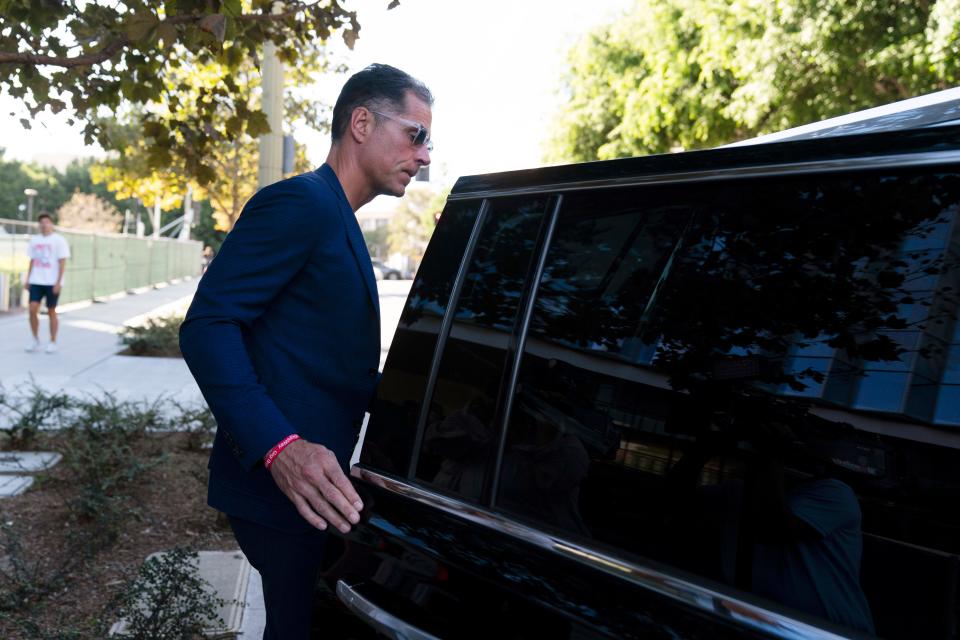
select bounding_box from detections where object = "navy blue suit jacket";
[180,164,381,532]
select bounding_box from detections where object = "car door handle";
[336,580,442,640]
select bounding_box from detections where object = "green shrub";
[0,381,73,450]
[170,401,217,452]
[61,394,169,531]
[112,547,224,640]
[119,315,183,357]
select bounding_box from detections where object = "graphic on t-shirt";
[27,234,71,286]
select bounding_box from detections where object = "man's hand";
[52,283,61,295]
[268,439,364,533]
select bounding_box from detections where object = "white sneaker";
[44,343,58,354]
[25,340,40,353]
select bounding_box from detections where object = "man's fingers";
[316,479,360,529]
[328,464,364,512]
[302,483,352,533]
[289,492,327,531]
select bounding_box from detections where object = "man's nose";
[415,144,431,166]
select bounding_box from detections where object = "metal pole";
[152,197,161,238]
[257,1,284,190]
[23,188,37,222]
[179,186,193,241]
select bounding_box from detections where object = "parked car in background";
[323,91,960,639]
[371,260,403,281]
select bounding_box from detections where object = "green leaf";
[157,23,178,47]
[245,110,270,137]
[124,11,159,43]
[222,0,242,18]
[143,121,167,139]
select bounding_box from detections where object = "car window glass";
[414,197,548,501]
[361,201,482,474]
[497,171,960,639]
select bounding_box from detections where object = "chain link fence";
[0,218,202,311]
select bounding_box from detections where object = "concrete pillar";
[257,3,285,190]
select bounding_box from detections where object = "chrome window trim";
[446,150,960,201]
[489,194,562,502]
[352,466,851,640]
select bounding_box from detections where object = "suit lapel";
[315,165,380,318]
[336,198,381,318]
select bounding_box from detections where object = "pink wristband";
[263,434,301,469]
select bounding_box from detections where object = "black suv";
[323,98,960,639]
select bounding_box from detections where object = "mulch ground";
[0,432,236,639]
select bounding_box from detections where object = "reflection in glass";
[362,202,481,473]
[495,171,960,638]
[416,197,548,501]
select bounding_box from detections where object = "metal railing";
[0,218,202,310]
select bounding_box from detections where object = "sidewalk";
[0,279,203,404]
[0,277,410,403]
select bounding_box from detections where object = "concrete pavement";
[0,278,203,403]
[0,277,411,403]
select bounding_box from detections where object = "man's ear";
[349,106,373,144]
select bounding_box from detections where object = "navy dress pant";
[229,516,328,640]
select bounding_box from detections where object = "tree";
[545,0,960,162]
[90,43,324,232]
[0,150,59,219]
[56,192,123,233]
[387,187,449,262]
[0,0,396,183]
[363,225,389,260]
[0,150,135,221]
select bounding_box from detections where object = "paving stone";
[0,475,33,497]
[109,549,251,638]
[0,451,62,474]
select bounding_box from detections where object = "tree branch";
[0,4,327,68]
[0,37,128,68]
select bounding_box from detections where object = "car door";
[332,125,960,640]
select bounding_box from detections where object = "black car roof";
[450,110,960,200]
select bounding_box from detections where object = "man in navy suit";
[180,63,433,639]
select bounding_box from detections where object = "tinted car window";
[414,197,549,501]
[496,190,690,534]
[361,201,482,474]
[497,171,960,638]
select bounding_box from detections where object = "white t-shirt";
[27,233,71,286]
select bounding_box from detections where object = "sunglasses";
[371,110,433,152]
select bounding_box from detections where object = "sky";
[1,0,633,185]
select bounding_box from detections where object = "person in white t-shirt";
[23,213,71,353]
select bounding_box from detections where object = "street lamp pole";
[23,188,37,222]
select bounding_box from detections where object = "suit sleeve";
[179,177,330,470]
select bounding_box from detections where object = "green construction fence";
[0,219,202,309]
